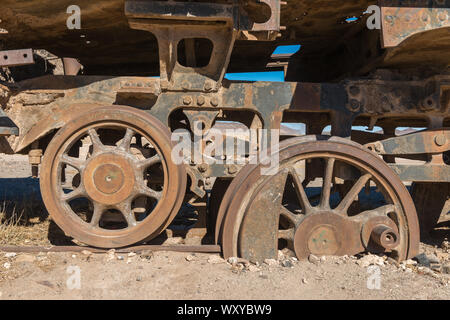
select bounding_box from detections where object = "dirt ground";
[0,155,449,300]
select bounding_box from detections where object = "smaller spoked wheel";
[221,136,419,262]
[40,106,186,248]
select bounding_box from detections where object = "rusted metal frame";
[389,164,450,182]
[380,0,450,48]
[364,129,450,182]
[0,48,34,67]
[366,129,450,156]
[125,0,281,32]
[126,0,237,93]
[0,108,18,136]
[128,22,237,93]
[0,244,221,254]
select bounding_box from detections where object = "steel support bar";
[366,129,450,155]
[0,49,34,67]
[389,164,450,182]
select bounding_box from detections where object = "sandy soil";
[0,155,448,300]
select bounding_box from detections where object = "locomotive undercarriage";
[0,0,449,262]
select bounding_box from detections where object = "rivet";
[183,96,192,105]
[210,97,219,107]
[197,96,205,106]
[435,134,446,147]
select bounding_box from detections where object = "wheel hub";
[294,212,361,259]
[306,224,340,256]
[83,153,135,205]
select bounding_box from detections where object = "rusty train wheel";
[221,136,419,262]
[40,106,186,248]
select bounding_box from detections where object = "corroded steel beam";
[381,0,450,48]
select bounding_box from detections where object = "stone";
[128,252,136,257]
[441,264,450,274]
[302,278,308,284]
[404,259,417,266]
[320,256,326,262]
[387,257,400,267]
[208,255,225,264]
[227,257,249,266]
[427,254,440,264]
[117,255,124,261]
[185,255,196,262]
[356,254,384,268]
[16,254,36,263]
[430,263,441,272]
[308,254,320,265]
[81,250,92,256]
[441,241,449,251]
[281,260,294,268]
[4,252,16,258]
[140,250,153,261]
[415,253,430,266]
[136,276,142,282]
[3,262,10,269]
[247,265,260,272]
[263,258,278,266]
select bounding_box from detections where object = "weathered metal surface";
[0,108,18,136]
[381,0,450,48]
[0,0,447,257]
[0,49,34,67]
[389,164,450,182]
[220,136,420,262]
[366,129,450,155]
[39,106,187,248]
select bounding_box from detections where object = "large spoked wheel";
[40,106,186,248]
[220,136,419,262]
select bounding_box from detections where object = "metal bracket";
[365,129,450,155]
[380,1,450,48]
[125,1,281,92]
[0,49,34,67]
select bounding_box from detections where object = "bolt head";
[210,97,219,107]
[435,134,446,147]
[183,96,192,105]
[197,96,205,106]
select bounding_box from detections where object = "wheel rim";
[221,137,419,262]
[40,106,186,248]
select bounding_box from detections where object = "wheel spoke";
[90,202,106,227]
[280,205,302,227]
[289,167,312,215]
[88,128,103,153]
[118,128,135,151]
[61,187,85,202]
[139,187,162,200]
[138,154,161,170]
[278,228,295,241]
[336,173,372,215]
[116,200,137,227]
[320,157,335,209]
[61,154,84,171]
